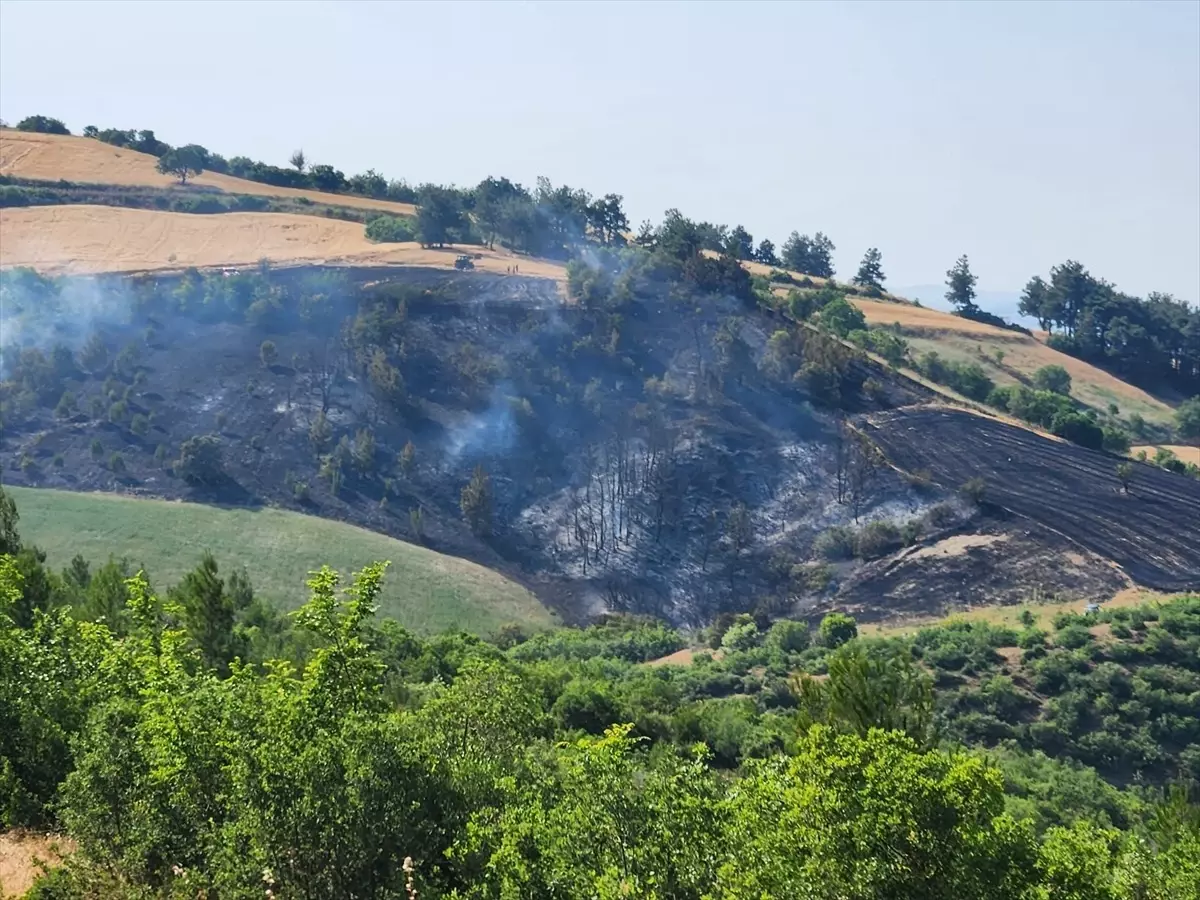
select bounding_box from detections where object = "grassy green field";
[6,486,554,636]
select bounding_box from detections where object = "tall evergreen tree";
[945,254,978,312]
[853,247,886,293]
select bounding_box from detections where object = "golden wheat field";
[0,205,568,280]
[0,129,418,216]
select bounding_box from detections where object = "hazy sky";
[2,0,1197,303]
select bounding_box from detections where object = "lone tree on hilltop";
[156,145,206,184]
[945,254,979,313]
[853,247,886,295]
[289,149,306,173]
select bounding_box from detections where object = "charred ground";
[3,264,1197,626]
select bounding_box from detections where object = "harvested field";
[865,407,1200,591]
[1132,445,1200,466]
[0,129,417,216]
[0,205,568,281]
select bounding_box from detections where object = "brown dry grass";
[1132,445,1200,465]
[0,832,74,898]
[0,205,568,282]
[645,647,725,667]
[854,299,1177,425]
[0,129,417,216]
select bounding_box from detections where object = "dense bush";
[364,213,417,243]
[2,510,1199,898]
[16,115,70,135]
[917,351,994,401]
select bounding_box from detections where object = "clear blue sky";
[2,0,1197,303]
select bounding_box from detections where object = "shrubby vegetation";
[2,485,1197,897]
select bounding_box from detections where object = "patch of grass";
[859,588,1171,639]
[6,485,554,636]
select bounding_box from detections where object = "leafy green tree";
[946,254,979,312]
[755,238,779,266]
[852,247,886,293]
[289,148,306,172]
[416,184,468,248]
[309,163,346,192]
[175,434,224,484]
[1034,364,1072,395]
[1177,396,1200,439]
[459,723,723,898]
[16,115,69,134]
[793,643,934,745]
[819,611,858,648]
[155,145,206,184]
[169,553,243,673]
[1116,461,1133,494]
[1019,275,1055,332]
[725,224,755,260]
[715,727,1039,899]
[259,339,277,368]
[818,296,867,337]
[782,231,836,277]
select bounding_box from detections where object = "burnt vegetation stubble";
[3,264,1198,625]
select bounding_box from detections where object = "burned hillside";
[3,263,1196,624]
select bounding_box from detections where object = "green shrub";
[814,526,856,561]
[818,612,857,648]
[856,520,902,559]
[365,214,417,243]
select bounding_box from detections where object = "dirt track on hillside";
[865,407,1200,591]
[0,129,418,216]
[0,205,568,281]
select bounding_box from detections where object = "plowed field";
[865,407,1200,591]
[0,129,417,216]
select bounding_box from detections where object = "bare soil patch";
[0,205,568,281]
[907,533,1008,560]
[0,832,74,898]
[1,129,417,216]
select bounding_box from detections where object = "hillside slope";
[6,265,1195,627]
[852,297,1178,426]
[6,485,552,635]
[0,129,417,216]
[0,205,567,280]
